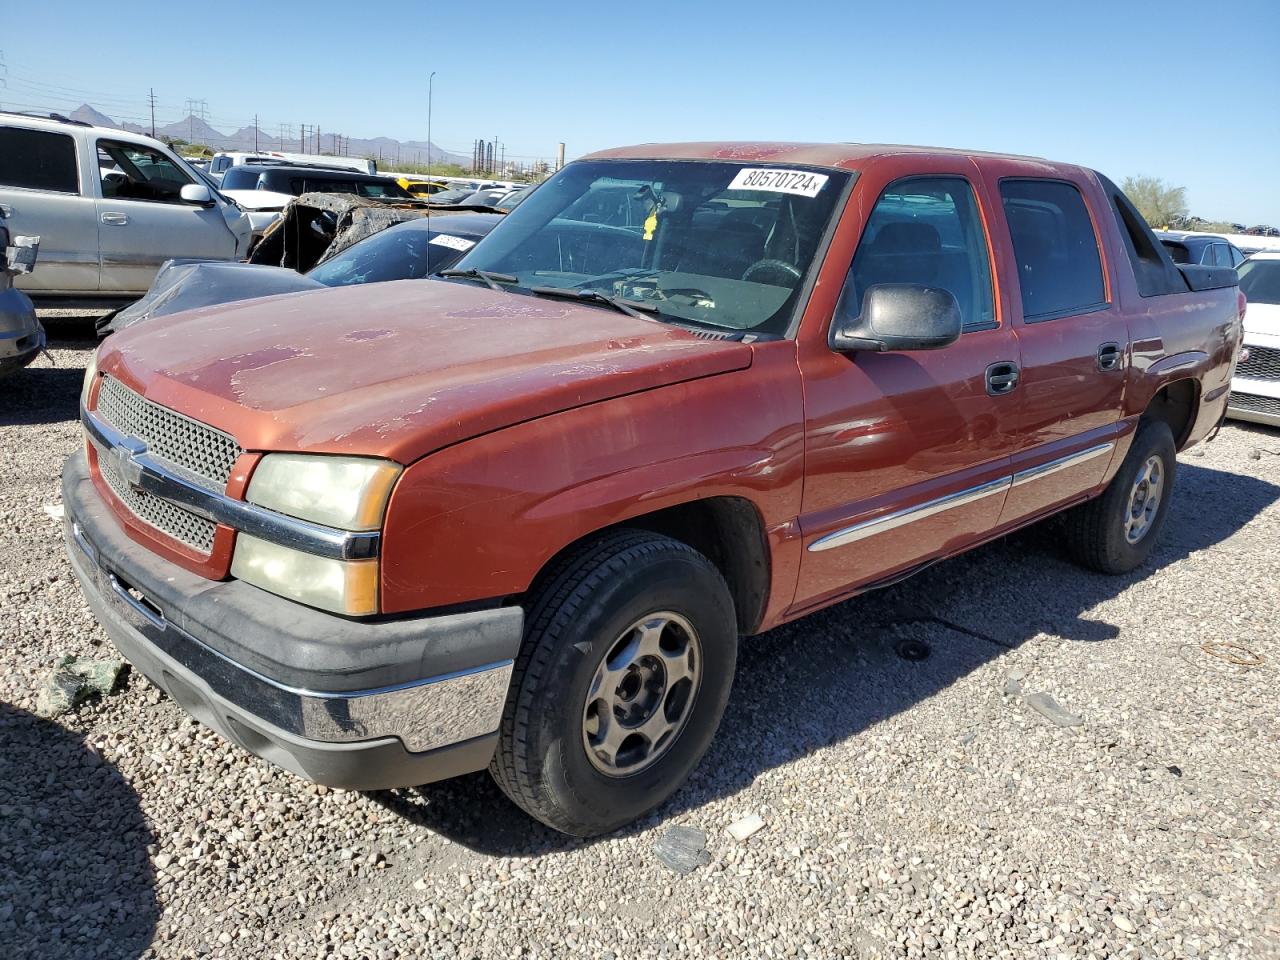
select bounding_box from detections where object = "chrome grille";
[92,377,241,553]
[1228,392,1280,417]
[96,376,241,489]
[93,439,217,552]
[1237,345,1280,382]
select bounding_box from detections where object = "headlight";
[81,351,99,409]
[245,453,401,530]
[232,453,401,615]
[231,535,379,616]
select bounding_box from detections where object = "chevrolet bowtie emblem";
[110,436,148,489]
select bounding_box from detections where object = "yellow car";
[397,178,449,199]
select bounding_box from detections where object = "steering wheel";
[742,259,802,284]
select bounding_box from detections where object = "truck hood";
[99,279,753,463]
[1244,301,1280,341]
[222,189,295,211]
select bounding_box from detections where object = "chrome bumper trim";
[82,406,380,561]
[69,521,511,753]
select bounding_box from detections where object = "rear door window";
[0,126,79,193]
[1000,179,1106,320]
[845,176,996,331]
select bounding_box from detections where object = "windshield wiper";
[528,286,659,321]
[437,267,517,291]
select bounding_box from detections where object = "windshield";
[432,188,476,203]
[307,221,486,286]
[450,159,850,335]
[497,186,532,211]
[1239,258,1280,305]
[220,166,266,190]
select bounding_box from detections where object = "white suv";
[0,113,251,298]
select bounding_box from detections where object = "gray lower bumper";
[62,450,524,790]
[0,322,44,374]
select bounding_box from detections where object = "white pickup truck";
[0,113,251,299]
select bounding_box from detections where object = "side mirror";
[180,183,214,206]
[829,283,963,353]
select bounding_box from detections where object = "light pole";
[427,71,436,178]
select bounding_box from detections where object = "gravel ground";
[3,325,1278,959]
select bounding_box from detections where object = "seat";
[851,220,944,307]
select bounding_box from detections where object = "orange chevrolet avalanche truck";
[65,143,1244,835]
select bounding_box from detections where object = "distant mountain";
[69,103,115,127]
[66,103,471,168]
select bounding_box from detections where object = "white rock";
[726,814,766,842]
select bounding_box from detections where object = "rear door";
[983,174,1127,524]
[793,162,1021,612]
[95,139,238,294]
[0,124,100,293]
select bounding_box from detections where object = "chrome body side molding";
[808,476,1011,553]
[808,441,1116,553]
[1010,442,1115,487]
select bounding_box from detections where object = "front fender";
[379,344,805,615]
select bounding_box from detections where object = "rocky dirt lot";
[2,328,1278,960]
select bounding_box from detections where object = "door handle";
[985,360,1020,396]
[1097,342,1123,371]
[100,212,129,226]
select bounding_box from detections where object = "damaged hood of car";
[98,279,754,463]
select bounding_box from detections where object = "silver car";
[0,113,251,298]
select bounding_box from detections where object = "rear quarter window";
[0,126,79,194]
[1000,179,1106,320]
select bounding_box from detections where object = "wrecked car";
[0,215,43,377]
[245,191,479,272]
[65,143,1242,837]
[220,165,418,244]
[99,213,502,335]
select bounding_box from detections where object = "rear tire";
[1062,420,1176,574]
[491,530,737,836]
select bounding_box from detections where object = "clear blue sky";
[3,0,1278,222]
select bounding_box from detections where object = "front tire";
[491,530,738,836]
[1062,419,1176,574]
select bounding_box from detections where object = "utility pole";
[557,142,565,171]
[300,123,307,153]
[148,88,157,138]
[253,114,259,153]
[316,125,321,154]
[184,98,208,146]
[427,70,436,179]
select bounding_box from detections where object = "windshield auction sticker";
[727,168,829,198]
[429,234,476,252]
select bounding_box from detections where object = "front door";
[793,169,1021,613]
[94,139,237,294]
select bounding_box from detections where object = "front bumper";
[1226,376,1280,426]
[0,285,44,376]
[1227,333,1280,427]
[62,449,524,790]
[0,324,43,375]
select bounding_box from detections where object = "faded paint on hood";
[99,279,753,463]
